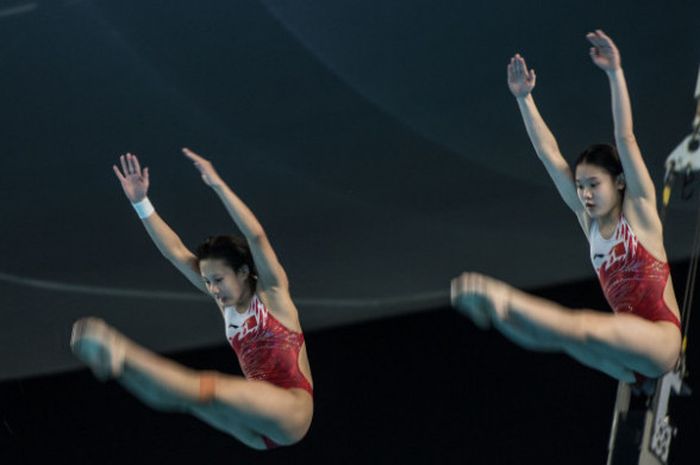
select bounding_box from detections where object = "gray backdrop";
[1,0,699,380]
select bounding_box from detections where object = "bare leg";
[451,273,681,381]
[454,293,559,351]
[452,274,569,352]
[454,287,635,379]
[71,318,312,449]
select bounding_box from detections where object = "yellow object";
[663,185,672,207]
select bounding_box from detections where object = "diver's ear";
[616,172,626,190]
[237,264,250,278]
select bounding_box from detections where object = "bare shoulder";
[258,288,303,332]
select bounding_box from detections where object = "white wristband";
[132,197,155,219]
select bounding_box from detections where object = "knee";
[570,309,596,342]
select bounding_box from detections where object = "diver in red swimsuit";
[71,149,313,450]
[591,214,680,329]
[225,293,313,395]
[452,30,682,383]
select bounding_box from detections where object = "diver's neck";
[596,205,623,237]
[233,291,255,314]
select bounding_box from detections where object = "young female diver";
[451,30,681,385]
[71,149,313,449]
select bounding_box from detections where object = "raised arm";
[182,148,289,291]
[587,30,655,201]
[508,54,584,218]
[113,153,208,294]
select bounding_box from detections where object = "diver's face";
[575,163,624,218]
[199,258,250,307]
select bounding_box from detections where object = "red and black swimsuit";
[224,295,312,447]
[589,215,680,329]
[590,215,680,387]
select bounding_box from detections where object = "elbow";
[535,142,561,161]
[248,231,267,245]
[260,272,290,293]
[161,248,178,262]
[615,132,636,144]
[165,246,193,265]
[269,277,290,292]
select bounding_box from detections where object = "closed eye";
[203,276,223,284]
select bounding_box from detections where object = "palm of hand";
[122,174,148,200]
[508,75,534,97]
[114,153,149,202]
[507,55,535,98]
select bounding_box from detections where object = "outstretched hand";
[113,153,149,203]
[586,29,620,72]
[183,148,224,188]
[507,54,536,98]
